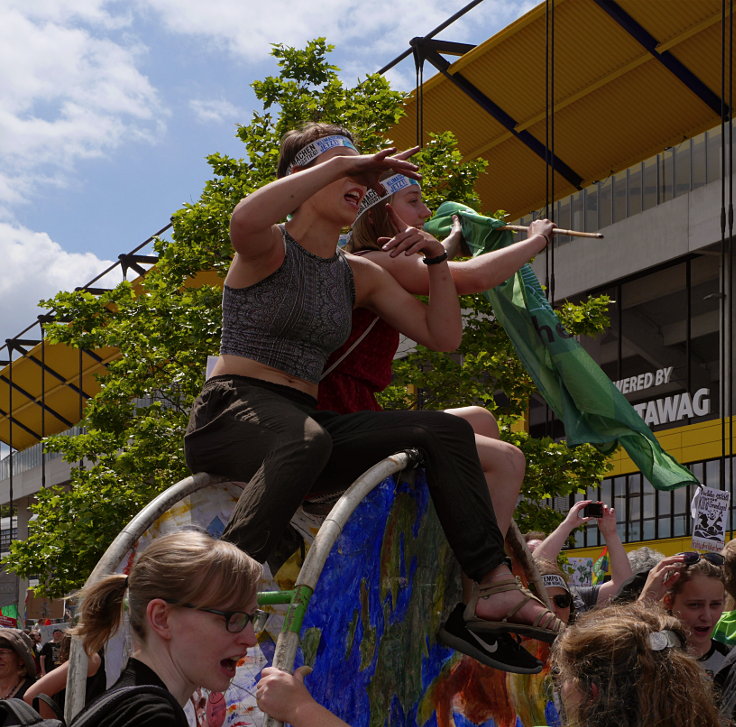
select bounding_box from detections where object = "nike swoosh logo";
[467,630,499,654]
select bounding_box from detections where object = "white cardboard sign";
[691,485,730,553]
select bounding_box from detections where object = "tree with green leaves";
[4,38,610,597]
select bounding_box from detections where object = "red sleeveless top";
[317,307,400,413]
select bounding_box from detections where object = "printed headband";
[354,174,420,221]
[541,574,570,592]
[287,135,357,174]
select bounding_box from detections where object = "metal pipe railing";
[65,452,420,725]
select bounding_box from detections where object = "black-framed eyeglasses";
[162,599,269,633]
[677,551,725,566]
[552,593,572,609]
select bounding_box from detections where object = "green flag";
[425,201,698,491]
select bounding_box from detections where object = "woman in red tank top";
[319,177,555,542]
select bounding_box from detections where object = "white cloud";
[0,222,120,342]
[138,0,532,68]
[189,98,242,125]
[0,0,535,343]
[0,0,532,214]
[5,0,132,28]
[0,4,162,208]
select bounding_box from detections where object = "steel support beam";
[592,0,726,117]
[410,37,584,189]
[0,374,75,428]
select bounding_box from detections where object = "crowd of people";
[5,530,736,726]
[525,504,736,726]
[3,122,734,727]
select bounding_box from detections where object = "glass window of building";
[642,156,658,211]
[598,177,612,228]
[628,163,642,217]
[674,138,692,196]
[612,171,627,222]
[571,190,584,232]
[585,186,598,231]
[692,133,707,189]
[661,148,675,202]
[706,126,722,184]
[689,254,721,418]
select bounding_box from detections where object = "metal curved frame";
[65,452,551,727]
[64,453,418,725]
[263,449,418,727]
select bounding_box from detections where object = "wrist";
[330,155,353,177]
[292,699,327,727]
[423,251,449,265]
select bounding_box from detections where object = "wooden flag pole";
[500,224,604,239]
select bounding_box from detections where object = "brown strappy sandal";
[463,577,565,643]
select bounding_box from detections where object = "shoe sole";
[465,619,560,644]
[438,625,543,674]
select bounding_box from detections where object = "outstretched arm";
[532,500,594,563]
[593,505,632,606]
[363,218,554,296]
[257,666,351,727]
[450,217,552,292]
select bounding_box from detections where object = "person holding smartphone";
[530,500,632,612]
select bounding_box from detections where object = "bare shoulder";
[346,253,390,305]
[225,225,285,287]
[345,251,384,277]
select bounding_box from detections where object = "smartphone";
[582,502,604,518]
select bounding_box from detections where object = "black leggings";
[184,375,504,581]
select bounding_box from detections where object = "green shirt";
[713,609,736,646]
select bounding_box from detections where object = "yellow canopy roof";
[0,341,119,451]
[389,0,732,220]
[0,268,224,452]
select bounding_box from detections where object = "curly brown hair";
[665,557,725,602]
[552,601,721,727]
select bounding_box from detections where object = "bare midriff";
[212,354,318,398]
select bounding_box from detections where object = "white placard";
[691,485,730,552]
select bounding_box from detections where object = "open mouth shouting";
[344,188,364,211]
[219,656,242,679]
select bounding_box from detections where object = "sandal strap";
[476,577,562,631]
[534,608,564,632]
[477,577,522,599]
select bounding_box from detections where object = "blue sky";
[0,0,535,344]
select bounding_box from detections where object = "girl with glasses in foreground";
[71,530,349,727]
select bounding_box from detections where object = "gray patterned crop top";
[220,225,355,383]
